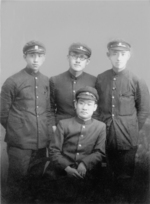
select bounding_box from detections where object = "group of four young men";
[0,40,150,203]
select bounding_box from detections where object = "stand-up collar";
[24,67,41,77]
[75,116,93,125]
[68,69,84,80]
[111,68,128,76]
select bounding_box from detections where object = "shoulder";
[128,70,148,87]
[39,72,49,80]
[58,117,75,128]
[92,119,106,127]
[82,72,96,84]
[50,71,68,82]
[83,72,96,80]
[2,69,25,87]
[97,69,112,79]
[39,72,49,84]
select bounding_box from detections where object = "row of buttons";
[112,77,117,117]
[76,125,86,156]
[35,77,39,118]
[73,81,77,104]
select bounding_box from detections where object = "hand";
[65,166,83,179]
[77,162,87,178]
[52,126,56,133]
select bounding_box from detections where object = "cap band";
[107,41,131,51]
[77,92,97,101]
[69,43,91,57]
[23,41,46,54]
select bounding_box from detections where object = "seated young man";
[49,86,106,202]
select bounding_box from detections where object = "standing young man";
[0,40,51,202]
[96,40,150,201]
[50,43,96,132]
[49,86,106,203]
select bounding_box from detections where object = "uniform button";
[36,96,39,98]
[74,81,76,84]
[81,135,84,137]
[112,104,115,107]
[112,87,116,90]
[112,96,114,99]
[35,77,38,80]
[112,114,115,117]
[37,115,39,117]
[77,153,79,156]
[82,126,85,128]
[79,144,82,147]
[73,99,75,102]
[73,90,75,93]
[35,86,38,89]
[37,106,39,108]
[113,78,116,80]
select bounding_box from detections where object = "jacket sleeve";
[95,76,105,122]
[0,78,16,129]
[135,79,150,130]
[81,123,106,170]
[46,82,54,141]
[49,77,57,126]
[49,121,72,170]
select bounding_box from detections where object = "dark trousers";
[41,162,105,203]
[106,146,137,201]
[6,145,47,203]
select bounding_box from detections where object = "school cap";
[69,43,91,58]
[107,40,131,51]
[76,86,99,102]
[23,40,46,55]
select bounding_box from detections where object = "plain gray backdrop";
[1,0,150,189]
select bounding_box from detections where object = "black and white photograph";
[1,0,150,204]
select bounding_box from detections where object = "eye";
[79,101,84,105]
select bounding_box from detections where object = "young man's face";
[107,50,130,71]
[68,52,90,73]
[75,99,97,121]
[24,53,45,73]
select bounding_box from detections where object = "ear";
[86,58,90,65]
[127,51,131,60]
[94,104,97,111]
[106,52,110,58]
[23,54,26,60]
[74,100,77,109]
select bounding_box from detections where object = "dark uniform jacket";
[96,68,150,150]
[49,70,96,125]
[0,67,51,150]
[50,117,106,171]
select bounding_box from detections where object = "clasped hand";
[65,162,87,179]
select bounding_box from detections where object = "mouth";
[74,64,80,67]
[32,64,39,67]
[81,112,88,114]
[116,61,122,64]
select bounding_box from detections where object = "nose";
[75,57,81,62]
[33,55,39,62]
[83,103,88,109]
[117,53,122,60]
